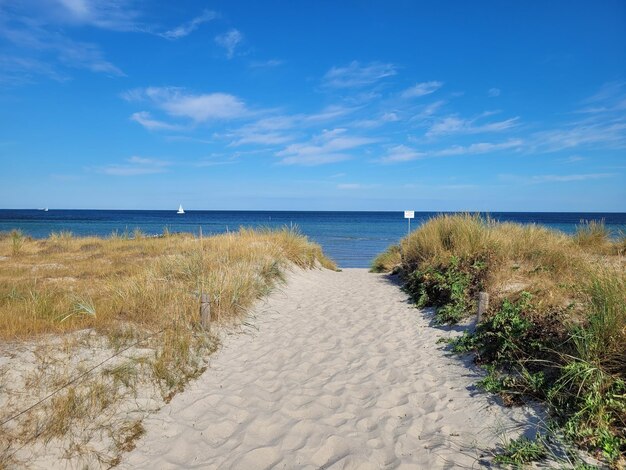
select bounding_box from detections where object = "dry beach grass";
[0,227,335,467]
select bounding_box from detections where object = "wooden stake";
[477,292,489,323]
[200,293,211,329]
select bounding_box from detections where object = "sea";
[1,210,625,268]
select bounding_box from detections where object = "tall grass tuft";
[574,220,610,252]
[10,229,25,256]
[371,244,401,273]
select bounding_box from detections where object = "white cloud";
[55,37,125,75]
[354,111,400,128]
[435,139,523,156]
[379,139,523,164]
[161,10,217,39]
[427,116,518,136]
[578,81,626,113]
[379,145,424,163]
[130,111,180,131]
[276,128,378,165]
[499,172,618,185]
[126,87,249,123]
[488,88,501,97]
[215,29,243,59]
[44,0,142,31]
[249,59,284,68]
[0,55,69,84]
[303,105,356,123]
[0,17,125,77]
[401,81,443,98]
[530,173,617,183]
[232,132,294,146]
[100,156,170,176]
[322,61,397,88]
[225,104,359,147]
[532,121,626,152]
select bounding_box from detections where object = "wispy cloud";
[125,87,249,124]
[401,81,442,98]
[249,59,284,68]
[130,111,181,131]
[0,55,69,84]
[532,121,626,152]
[379,145,424,163]
[488,88,501,97]
[99,156,170,176]
[55,36,125,75]
[322,61,397,88]
[531,173,616,183]
[215,29,243,59]
[231,132,294,146]
[427,115,519,137]
[32,0,143,32]
[379,139,523,163]
[276,128,378,165]
[226,104,358,146]
[0,14,125,78]
[577,81,626,113]
[435,139,523,156]
[160,10,217,39]
[353,112,400,128]
[499,172,618,185]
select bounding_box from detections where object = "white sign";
[404,210,415,219]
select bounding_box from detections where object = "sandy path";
[123,268,536,469]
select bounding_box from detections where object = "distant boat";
[38,208,49,211]
[177,204,185,214]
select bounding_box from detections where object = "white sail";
[177,204,185,214]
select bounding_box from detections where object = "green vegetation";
[494,435,547,467]
[375,214,625,467]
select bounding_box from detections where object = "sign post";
[404,210,415,235]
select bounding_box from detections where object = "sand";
[122,268,538,469]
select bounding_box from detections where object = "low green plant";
[494,435,547,466]
[404,256,485,324]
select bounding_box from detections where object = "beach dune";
[123,268,536,469]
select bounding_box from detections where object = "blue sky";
[0,0,625,211]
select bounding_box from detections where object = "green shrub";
[404,256,486,324]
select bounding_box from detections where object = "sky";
[0,0,625,211]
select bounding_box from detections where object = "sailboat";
[177,204,185,214]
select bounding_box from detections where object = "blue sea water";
[1,210,625,268]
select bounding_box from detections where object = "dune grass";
[373,214,625,467]
[0,226,335,339]
[0,226,335,466]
